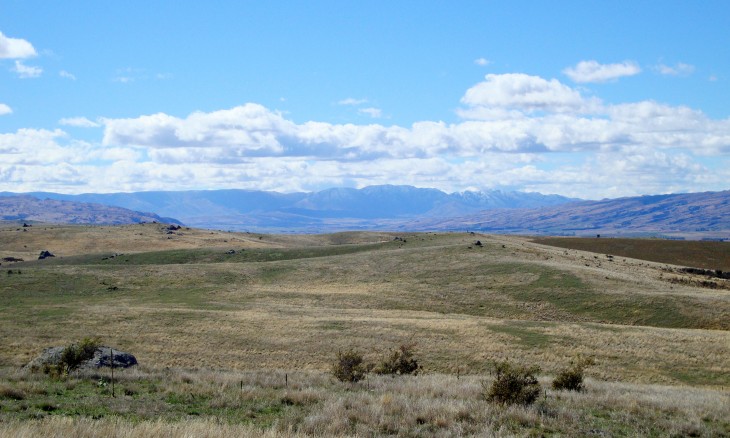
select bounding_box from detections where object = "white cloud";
[59,70,76,80]
[59,117,100,128]
[0,128,84,165]
[474,57,490,66]
[3,73,730,199]
[0,103,11,115]
[459,73,600,115]
[358,107,382,118]
[337,98,368,106]
[655,62,695,76]
[13,60,42,78]
[0,31,36,59]
[563,60,641,83]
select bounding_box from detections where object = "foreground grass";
[0,367,727,437]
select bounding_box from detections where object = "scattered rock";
[2,257,23,262]
[225,249,236,254]
[38,250,55,260]
[22,223,32,228]
[475,240,482,247]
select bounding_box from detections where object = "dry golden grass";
[1,226,728,386]
[1,224,729,435]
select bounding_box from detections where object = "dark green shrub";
[552,357,594,392]
[332,349,371,383]
[59,337,101,374]
[484,360,541,405]
[375,343,421,376]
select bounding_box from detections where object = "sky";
[1,1,729,199]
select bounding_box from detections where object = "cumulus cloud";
[655,62,695,76]
[0,128,86,165]
[0,103,11,115]
[459,73,600,116]
[3,72,730,198]
[13,60,42,78]
[99,84,730,166]
[0,31,36,59]
[563,60,641,83]
[59,117,100,128]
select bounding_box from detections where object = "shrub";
[332,349,371,383]
[59,337,101,374]
[0,385,26,401]
[552,356,594,392]
[484,360,541,405]
[375,343,421,376]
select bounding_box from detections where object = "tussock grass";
[0,368,727,437]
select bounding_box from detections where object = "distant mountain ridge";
[1,186,728,238]
[0,185,575,230]
[406,190,730,238]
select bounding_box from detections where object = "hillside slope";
[410,190,730,238]
[0,195,180,226]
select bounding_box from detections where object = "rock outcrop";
[38,250,55,260]
[26,345,138,371]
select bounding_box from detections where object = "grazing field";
[0,223,728,436]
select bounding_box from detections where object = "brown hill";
[0,195,179,225]
[407,190,730,239]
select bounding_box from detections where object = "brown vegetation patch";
[533,237,730,271]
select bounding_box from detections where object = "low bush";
[46,337,102,376]
[332,349,371,383]
[484,360,541,405]
[0,385,26,401]
[552,356,594,392]
[375,343,421,376]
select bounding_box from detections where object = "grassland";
[0,223,728,436]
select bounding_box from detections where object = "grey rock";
[26,345,138,371]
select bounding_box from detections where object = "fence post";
[110,347,115,398]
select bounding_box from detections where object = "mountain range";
[0,186,574,231]
[1,186,729,238]
[405,190,730,239]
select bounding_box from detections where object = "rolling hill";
[0,195,181,225]
[409,190,730,239]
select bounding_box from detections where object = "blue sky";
[1,1,729,199]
